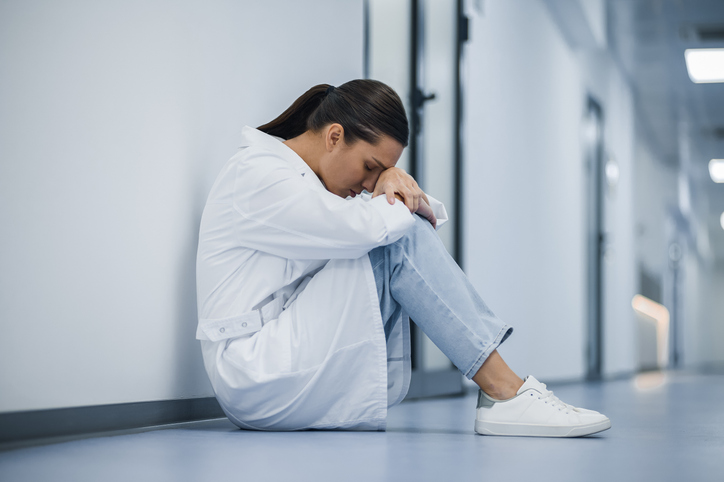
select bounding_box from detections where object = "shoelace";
[536,383,577,412]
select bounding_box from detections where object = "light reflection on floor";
[633,370,669,391]
[1,371,723,482]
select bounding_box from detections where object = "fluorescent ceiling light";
[721,212,724,231]
[710,159,724,183]
[684,48,724,83]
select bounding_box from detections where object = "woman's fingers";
[425,212,437,229]
[416,198,437,228]
[386,186,396,205]
[394,185,421,212]
[403,187,416,212]
[420,190,429,206]
[391,180,417,212]
[372,167,426,213]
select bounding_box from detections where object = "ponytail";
[257,84,330,141]
[258,79,409,147]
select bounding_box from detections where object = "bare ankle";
[472,350,524,400]
[481,380,522,400]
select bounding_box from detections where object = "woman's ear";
[325,123,345,152]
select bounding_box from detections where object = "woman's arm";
[231,149,416,260]
[372,167,445,229]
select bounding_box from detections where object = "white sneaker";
[474,375,611,437]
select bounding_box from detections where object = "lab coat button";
[242,322,248,328]
[219,327,225,333]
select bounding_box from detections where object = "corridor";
[2,371,722,482]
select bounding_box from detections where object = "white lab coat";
[196,126,448,431]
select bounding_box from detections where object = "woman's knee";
[371,215,437,265]
[412,213,436,231]
[388,214,439,258]
[402,214,437,243]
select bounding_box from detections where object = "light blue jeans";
[369,215,513,379]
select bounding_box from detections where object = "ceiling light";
[684,48,724,83]
[710,159,724,183]
[721,212,724,231]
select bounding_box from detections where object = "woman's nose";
[362,175,377,192]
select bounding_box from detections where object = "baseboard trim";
[406,369,464,399]
[0,397,224,446]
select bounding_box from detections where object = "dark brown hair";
[257,79,409,147]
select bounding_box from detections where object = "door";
[583,96,605,380]
[366,0,467,398]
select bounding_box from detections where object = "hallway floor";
[1,371,723,482]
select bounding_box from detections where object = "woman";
[196,79,610,437]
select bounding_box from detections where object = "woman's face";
[319,126,404,198]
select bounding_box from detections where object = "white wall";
[634,143,678,280]
[463,0,641,381]
[463,0,588,381]
[678,121,724,369]
[0,0,364,413]
[688,262,724,367]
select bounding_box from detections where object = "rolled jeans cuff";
[463,324,514,379]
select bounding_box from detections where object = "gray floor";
[1,371,723,482]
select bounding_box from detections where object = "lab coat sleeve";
[232,149,416,260]
[359,191,448,230]
[426,195,448,230]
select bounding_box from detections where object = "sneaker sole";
[474,418,611,438]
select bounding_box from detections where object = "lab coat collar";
[240,126,326,191]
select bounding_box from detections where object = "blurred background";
[1,0,723,427]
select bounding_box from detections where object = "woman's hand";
[372,167,436,228]
[416,197,437,229]
[372,167,427,211]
